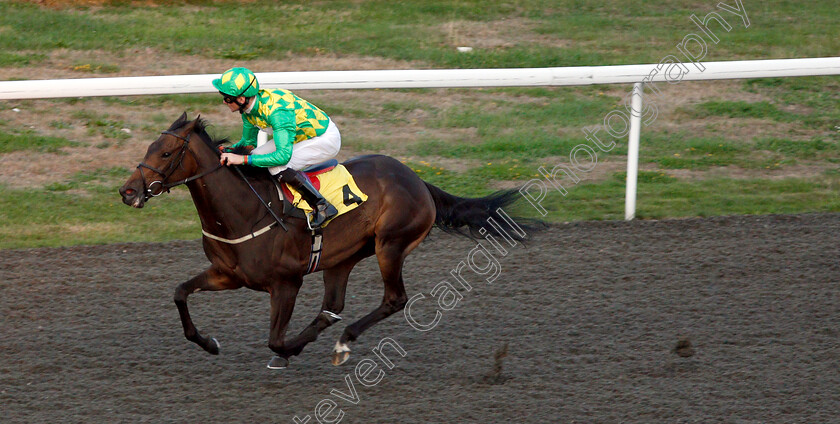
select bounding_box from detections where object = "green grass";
[44,167,130,192]
[0,51,47,67]
[613,171,678,185]
[533,173,840,221]
[105,93,221,109]
[687,101,791,121]
[342,137,388,152]
[0,167,201,248]
[0,129,78,153]
[465,160,541,181]
[314,100,381,120]
[744,76,840,130]
[1,0,838,68]
[648,137,750,170]
[408,89,620,160]
[410,135,591,161]
[754,137,840,159]
[70,61,121,74]
[402,161,491,196]
[0,182,200,249]
[629,132,840,170]
[433,92,619,131]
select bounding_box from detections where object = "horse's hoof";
[332,341,351,366]
[267,356,289,369]
[332,351,350,366]
[206,337,220,355]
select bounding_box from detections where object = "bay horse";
[119,113,530,369]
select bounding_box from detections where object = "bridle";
[136,129,223,201]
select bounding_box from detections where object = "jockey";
[214,67,339,229]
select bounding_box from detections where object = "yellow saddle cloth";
[280,164,368,228]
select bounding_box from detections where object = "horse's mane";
[170,112,273,181]
[167,112,224,149]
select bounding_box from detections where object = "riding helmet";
[212,67,260,98]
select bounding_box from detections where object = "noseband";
[136,130,222,200]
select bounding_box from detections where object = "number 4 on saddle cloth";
[277,159,368,228]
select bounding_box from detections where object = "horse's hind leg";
[333,238,421,366]
[174,267,238,355]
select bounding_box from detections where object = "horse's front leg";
[174,267,239,355]
[266,280,302,369]
[281,258,359,360]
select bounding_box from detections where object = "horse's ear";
[167,112,190,131]
[186,114,203,132]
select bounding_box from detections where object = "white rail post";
[625,82,643,221]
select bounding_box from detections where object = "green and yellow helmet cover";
[212,67,260,97]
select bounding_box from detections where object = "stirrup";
[307,202,338,230]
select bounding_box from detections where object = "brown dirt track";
[1,213,838,423]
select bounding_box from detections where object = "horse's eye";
[162,152,172,158]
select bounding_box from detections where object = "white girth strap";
[306,230,323,274]
[201,222,277,244]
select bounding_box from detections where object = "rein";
[232,165,289,233]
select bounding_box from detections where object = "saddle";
[301,159,339,174]
[276,159,368,227]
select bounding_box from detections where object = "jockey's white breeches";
[251,120,341,175]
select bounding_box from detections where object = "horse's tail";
[423,182,541,240]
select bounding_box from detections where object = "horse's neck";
[186,151,272,238]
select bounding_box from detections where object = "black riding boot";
[279,169,338,229]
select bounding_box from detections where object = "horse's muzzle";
[119,183,146,209]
